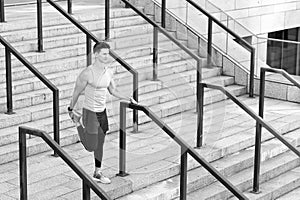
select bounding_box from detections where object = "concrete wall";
[209,0,300,35]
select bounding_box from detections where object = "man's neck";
[93,60,106,72]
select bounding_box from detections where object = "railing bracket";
[250,190,261,194]
[116,172,129,177]
[5,111,15,115]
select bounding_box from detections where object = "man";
[68,41,136,184]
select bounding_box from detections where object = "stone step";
[229,169,300,200]
[0,15,152,44]
[186,132,300,200]
[276,185,300,199]
[118,128,300,200]
[42,102,299,199]
[0,48,202,112]
[185,150,300,200]
[0,54,86,82]
[0,7,141,33]
[0,52,192,97]
[1,96,298,199]
[0,68,80,97]
[0,21,167,58]
[0,84,246,165]
[0,40,189,80]
[0,39,187,83]
[0,74,236,146]
[0,23,155,57]
[0,28,170,60]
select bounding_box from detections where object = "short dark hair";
[93,42,110,53]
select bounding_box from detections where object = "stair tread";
[119,128,300,200]
[0,78,241,137]
[1,95,299,199]
[0,23,154,52]
[229,167,300,200]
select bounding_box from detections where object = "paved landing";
[0,95,299,199]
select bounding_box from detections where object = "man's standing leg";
[92,110,111,184]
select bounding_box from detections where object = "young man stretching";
[68,42,136,184]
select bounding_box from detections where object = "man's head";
[93,42,110,64]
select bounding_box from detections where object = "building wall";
[209,0,300,35]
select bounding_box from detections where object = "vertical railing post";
[105,0,110,41]
[117,102,128,176]
[53,89,60,157]
[196,57,202,111]
[19,128,28,200]
[207,18,213,68]
[0,0,5,22]
[153,26,158,81]
[252,68,265,193]
[161,0,166,28]
[86,35,92,66]
[249,48,255,97]
[196,82,204,148]
[82,181,90,200]
[180,146,187,200]
[5,47,14,115]
[37,0,44,52]
[132,74,139,133]
[67,0,72,14]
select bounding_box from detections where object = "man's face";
[95,48,110,63]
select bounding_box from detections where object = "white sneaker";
[93,171,111,184]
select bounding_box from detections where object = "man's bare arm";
[108,79,138,104]
[69,69,89,109]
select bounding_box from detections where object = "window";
[267,28,300,75]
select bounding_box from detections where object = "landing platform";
[0,95,299,199]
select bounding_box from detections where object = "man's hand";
[68,110,76,123]
[130,97,138,105]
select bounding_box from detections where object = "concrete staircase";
[1,96,300,200]
[0,1,299,200]
[0,3,244,164]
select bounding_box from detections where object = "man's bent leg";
[78,108,99,151]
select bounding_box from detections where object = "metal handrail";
[261,67,300,88]
[117,0,203,142]
[19,126,111,200]
[156,0,255,97]
[253,67,300,192]
[46,0,139,131]
[121,0,202,62]
[118,101,248,199]
[185,0,256,97]
[0,35,60,155]
[0,0,4,22]
[200,82,300,194]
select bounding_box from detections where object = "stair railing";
[253,67,300,193]
[159,0,256,98]
[0,0,4,22]
[0,0,71,51]
[108,0,205,147]
[199,82,300,194]
[19,126,111,200]
[118,101,248,200]
[46,0,139,132]
[0,35,60,156]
